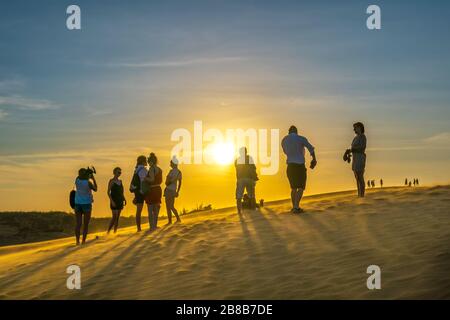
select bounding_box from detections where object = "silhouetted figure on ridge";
[346,122,367,197]
[235,147,258,214]
[107,167,126,234]
[380,179,383,188]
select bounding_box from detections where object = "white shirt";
[166,168,182,191]
[134,165,148,194]
[281,133,315,164]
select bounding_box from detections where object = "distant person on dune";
[164,157,182,224]
[107,167,126,234]
[282,125,317,213]
[74,167,97,245]
[347,122,367,197]
[405,178,408,186]
[144,153,163,231]
[129,155,148,232]
[416,178,420,186]
[367,180,371,188]
[380,178,383,188]
[371,180,375,188]
[235,147,258,214]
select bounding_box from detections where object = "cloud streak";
[0,95,59,110]
[106,56,246,68]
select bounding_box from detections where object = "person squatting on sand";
[107,167,126,234]
[164,157,182,224]
[74,167,97,245]
[129,155,148,232]
[235,147,259,214]
[348,122,367,198]
[143,153,163,231]
[281,125,317,214]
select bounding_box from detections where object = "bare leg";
[136,203,143,231]
[236,199,242,214]
[354,171,361,197]
[290,189,296,209]
[114,210,121,233]
[148,204,154,230]
[75,212,82,245]
[295,188,304,209]
[107,210,118,234]
[153,205,160,229]
[82,211,91,244]
[165,197,173,224]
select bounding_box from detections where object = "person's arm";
[281,137,287,155]
[144,168,154,184]
[89,175,98,192]
[176,174,182,197]
[107,179,115,206]
[304,138,317,168]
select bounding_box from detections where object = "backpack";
[69,190,76,209]
[129,167,143,193]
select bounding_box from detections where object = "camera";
[343,149,352,163]
[86,166,96,176]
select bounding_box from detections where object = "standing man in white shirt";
[281,125,317,213]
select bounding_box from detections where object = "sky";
[0,0,449,216]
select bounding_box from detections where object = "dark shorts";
[74,203,92,214]
[287,163,307,189]
[145,186,162,205]
[110,198,124,210]
[133,192,145,205]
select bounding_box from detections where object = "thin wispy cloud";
[106,56,246,68]
[0,109,8,120]
[424,132,450,144]
[0,95,59,110]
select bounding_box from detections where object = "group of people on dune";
[72,122,367,245]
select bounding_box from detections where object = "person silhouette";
[235,147,258,214]
[409,181,412,187]
[74,168,97,245]
[371,180,375,188]
[164,157,182,224]
[129,155,148,232]
[144,153,163,231]
[416,178,420,186]
[367,180,371,188]
[347,122,367,197]
[380,179,383,188]
[405,178,408,186]
[282,125,317,213]
[107,167,126,234]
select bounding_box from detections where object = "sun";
[211,142,235,165]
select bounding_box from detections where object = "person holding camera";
[346,122,367,197]
[143,153,163,231]
[281,125,317,214]
[107,167,126,234]
[74,167,97,245]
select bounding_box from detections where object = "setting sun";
[210,142,235,165]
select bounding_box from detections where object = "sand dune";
[0,186,449,299]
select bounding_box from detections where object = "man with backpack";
[235,147,258,214]
[129,155,148,232]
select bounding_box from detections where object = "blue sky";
[0,0,449,212]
